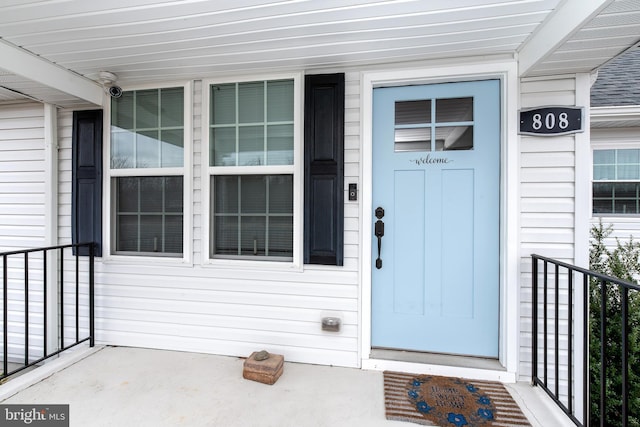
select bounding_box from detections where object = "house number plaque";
[519,106,584,136]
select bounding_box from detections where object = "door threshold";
[370,348,504,371]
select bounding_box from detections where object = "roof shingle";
[591,47,640,107]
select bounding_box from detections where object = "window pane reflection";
[111,87,184,169]
[210,80,294,167]
[436,97,473,122]
[111,130,134,168]
[161,129,184,167]
[212,175,293,259]
[136,90,158,129]
[393,97,474,153]
[114,176,183,255]
[267,80,294,122]
[435,126,474,151]
[394,128,431,152]
[395,100,431,125]
[238,82,264,123]
[136,130,160,167]
[592,181,640,214]
[267,124,294,165]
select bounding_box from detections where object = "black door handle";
[374,207,384,269]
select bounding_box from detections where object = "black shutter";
[304,74,345,265]
[72,110,103,256]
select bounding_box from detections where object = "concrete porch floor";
[0,346,570,427]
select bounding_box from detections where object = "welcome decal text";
[410,154,452,166]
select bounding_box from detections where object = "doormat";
[384,371,531,426]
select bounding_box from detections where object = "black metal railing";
[532,254,640,427]
[0,242,94,380]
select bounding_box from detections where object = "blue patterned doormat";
[384,371,531,426]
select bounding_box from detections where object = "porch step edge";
[0,345,104,402]
[504,381,576,427]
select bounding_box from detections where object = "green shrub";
[589,221,640,426]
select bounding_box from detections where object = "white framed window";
[203,74,302,266]
[593,148,640,215]
[107,82,192,259]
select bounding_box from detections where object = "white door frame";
[359,60,520,381]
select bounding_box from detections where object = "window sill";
[592,213,640,218]
[202,257,303,273]
[101,253,193,267]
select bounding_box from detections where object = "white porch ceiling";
[0,0,639,108]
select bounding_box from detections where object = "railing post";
[621,286,629,426]
[532,256,538,384]
[45,246,58,358]
[600,279,607,427]
[3,254,8,377]
[24,252,29,366]
[544,260,548,385]
[89,243,95,348]
[59,247,64,349]
[583,273,589,426]
[75,249,79,343]
[568,268,573,415]
[43,249,47,357]
[555,263,560,399]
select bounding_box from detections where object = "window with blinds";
[208,79,295,260]
[110,87,186,256]
[593,148,640,215]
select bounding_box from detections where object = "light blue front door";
[371,80,500,358]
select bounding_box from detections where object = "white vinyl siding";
[590,216,640,248]
[54,75,361,368]
[57,109,73,244]
[0,103,46,251]
[519,76,582,401]
[0,102,46,363]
